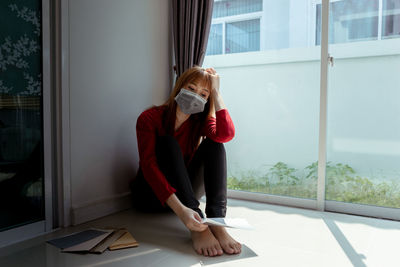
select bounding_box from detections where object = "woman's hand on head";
[178,207,208,232]
[205,67,220,95]
[204,67,217,75]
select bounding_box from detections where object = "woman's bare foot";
[191,228,224,257]
[210,226,242,254]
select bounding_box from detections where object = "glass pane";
[205,1,321,200]
[206,24,223,55]
[0,0,44,231]
[207,0,326,55]
[383,0,400,39]
[216,63,321,199]
[326,23,400,207]
[316,0,379,45]
[226,19,260,53]
[213,0,262,18]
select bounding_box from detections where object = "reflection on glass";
[212,0,262,19]
[206,24,223,56]
[0,0,44,231]
[383,0,400,39]
[316,0,379,45]
[226,19,260,53]
[209,0,400,56]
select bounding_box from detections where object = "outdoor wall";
[204,39,400,182]
[68,0,171,224]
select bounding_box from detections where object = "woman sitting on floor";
[130,66,241,257]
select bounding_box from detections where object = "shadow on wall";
[110,118,139,194]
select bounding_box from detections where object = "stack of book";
[47,228,138,254]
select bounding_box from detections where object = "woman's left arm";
[213,89,226,112]
[203,67,235,142]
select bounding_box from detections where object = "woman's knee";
[156,135,187,175]
[202,138,226,156]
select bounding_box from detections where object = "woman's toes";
[203,248,208,257]
[224,245,234,254]
[196,248,202,255]
[234,244,239,253]
[208,248,216,257]
[230,244,238,254]
[235,244,241,254]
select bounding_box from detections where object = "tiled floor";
[1,198,400,267]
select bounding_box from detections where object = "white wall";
[68,0,171,224]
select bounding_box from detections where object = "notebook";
[108,230,139,250]
[47,229,112,250]
[47,228,139,253]
[90,229,128,253]
[62,230,113,252]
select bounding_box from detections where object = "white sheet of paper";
[201,218,254,230]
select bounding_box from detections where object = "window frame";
[209,11,263,55]
[313,0,385,43]
[0,0,54,248]
[206,0,400,221]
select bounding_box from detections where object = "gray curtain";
[172,0,214,77]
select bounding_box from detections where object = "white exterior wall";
[288,0,311,47]
[262,0,290,50]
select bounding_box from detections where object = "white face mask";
[174,88,208,115]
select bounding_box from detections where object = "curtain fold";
[172,0,214,77]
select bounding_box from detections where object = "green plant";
[305,161,355,183]
[228,161,400,208]
[265,162,299,185]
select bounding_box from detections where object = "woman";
[131,66,241,257]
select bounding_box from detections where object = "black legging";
[130,135,227,218]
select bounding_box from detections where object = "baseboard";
[71,192,132,225]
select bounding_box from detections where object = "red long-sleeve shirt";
[136,105,235,206]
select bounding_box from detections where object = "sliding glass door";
[0,0,52,245]
[205,0,321,207]
[205,0,400,219]
[325,0,400,212]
